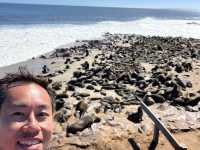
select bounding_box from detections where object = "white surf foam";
[0,17,200,67]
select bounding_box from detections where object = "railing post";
[149,125,160,150]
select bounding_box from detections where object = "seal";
[75,100,88,118]
[127,106,143,123]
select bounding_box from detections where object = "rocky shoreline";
[1,33,200,150]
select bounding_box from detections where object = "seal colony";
[1,33,200,149]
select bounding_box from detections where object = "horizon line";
[0,2,199,12]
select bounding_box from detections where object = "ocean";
[0,3,200,67]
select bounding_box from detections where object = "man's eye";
[11,112,26,122]
[38,112,49,117]
[37,112,49,120]
[12,112,25,116]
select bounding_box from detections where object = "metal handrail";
[140,101,187,150]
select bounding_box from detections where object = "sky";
[0,0,200,10]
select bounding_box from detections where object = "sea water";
[0,3,200,67]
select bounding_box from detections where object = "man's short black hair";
[0,67,55,112]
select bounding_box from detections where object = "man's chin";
[16,141,43,150]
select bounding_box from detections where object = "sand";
[1,34,200,150]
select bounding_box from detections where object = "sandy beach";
[1,33,200,150]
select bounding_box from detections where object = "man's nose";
[21,112,40,136]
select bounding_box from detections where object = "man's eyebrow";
[10,102,50,109]
[10,103,27,108]
[37,104,50,110]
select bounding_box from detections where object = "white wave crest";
[0,17,200,67]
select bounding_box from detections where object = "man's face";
[0,83,54,150]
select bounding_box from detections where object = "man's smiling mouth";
[17,139,42,146]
